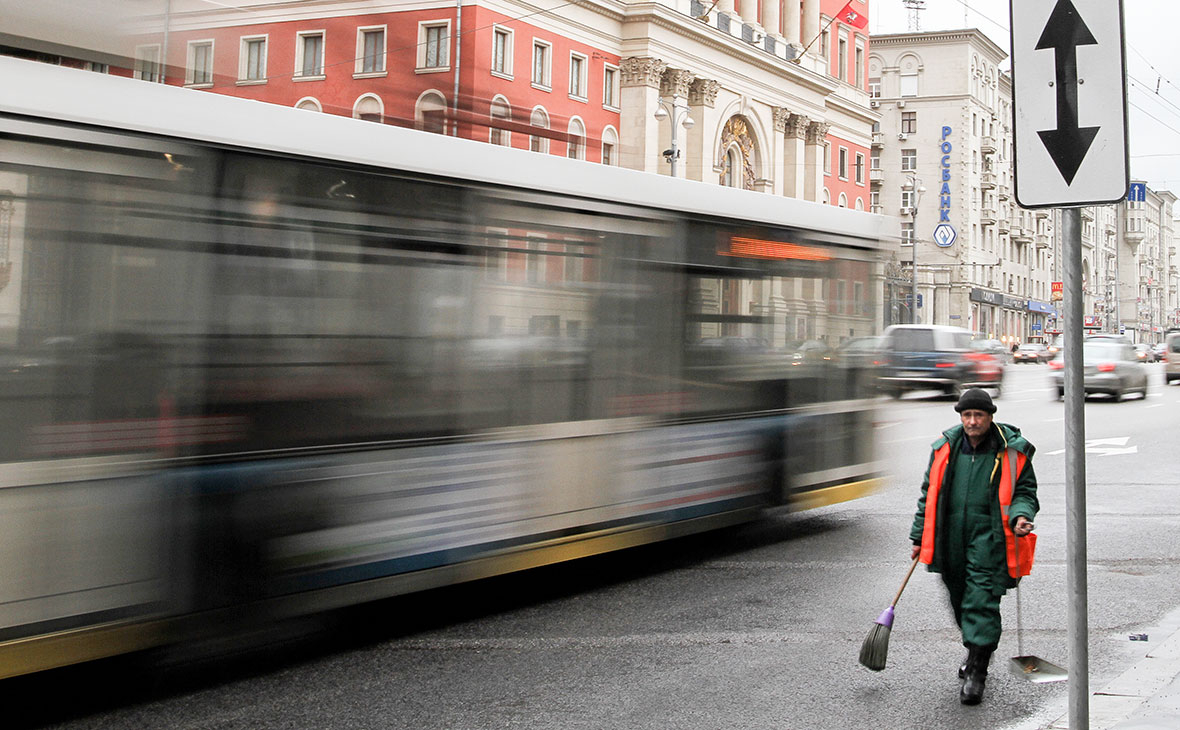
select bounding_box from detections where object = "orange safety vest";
[918,441,1035,579]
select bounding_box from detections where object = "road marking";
[1146,403,1163,409]
[1045,436,1137,457]
[1044,417,1064,423]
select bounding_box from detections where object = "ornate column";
[619,57,667,173]
[716,0,735,17]
[685,78,720,182]
[660,68,696,178]
[804,119,829,203]
[771,107,790,197]
[739,0,759,27]
[801,0,820,53]
[783,113,809,199]
[782,0,801,48]
[763,0,781,38]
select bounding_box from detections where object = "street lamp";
[907,175,926,324]
[653,98,694,178]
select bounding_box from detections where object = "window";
[901,148,917,171]
[85,62,109,73]
[837,30,848,81]
[601,127,618,165]
[823,141,831,174]
[295,97,322,112]
[240,36,267,82]
[870,191,880,209]
[489,97,511,146]
[353,94,383,122]
[868,77,880,98]
[530,107,549,153]
[417,91,448,133]
[723,149,739,187]
[187,40,213,86]
[417,22,450,70]
[870,151,880,169]
[357,27,386,75]
[532,41,551,89]
[603,65,619,109]
[901,189,916,210]
[838,193,848,208]
[900,72,918,97]
[296,31,325,78]
[855,153,865,184]
[838,147,848,180]
[134,44,161,82]
[569,53,587,100]
[567,118,585,159]
[901,111,916,134]
[854,39,865,87]
[820,27,830,64]
[902,221,914,244]
[492,28,512,77]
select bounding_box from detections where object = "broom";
[858,555,920,671]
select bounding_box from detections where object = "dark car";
[880,324,1002,398]
[1012,343,1050,364]
[1049,339,1148,401]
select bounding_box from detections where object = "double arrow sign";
[1011,0,1128,208]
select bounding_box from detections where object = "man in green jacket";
[910,388,1038,705]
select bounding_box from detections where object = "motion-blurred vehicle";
[0,57,892,680]
[1133,343,1154,363]
[1049,339,1148,401]
[970,337,1010,363]
[880,324,1003,398]
[1151,343,1166,362]
[837,335,888,392]
[1165,332,1180,385]
[1046,334,1064,358]
[1012,343,1051,364]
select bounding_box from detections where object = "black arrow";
[1035,0,1099,185]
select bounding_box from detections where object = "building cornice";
[871,29,1008,63]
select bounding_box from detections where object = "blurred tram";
[0,56,889,678]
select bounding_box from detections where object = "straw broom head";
[858,606,895,671]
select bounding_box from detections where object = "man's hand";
[1013,516,1035,537]
[911,543,921,560]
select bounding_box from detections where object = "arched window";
[530,107,549,153]
[567,118,585,160]
[353,94,383,122]
[855,197,864,211]
[838,192,848,208]
[822,188,831,205]
[295,97,322,112]
[601,126,619,165]
[722,148,739,187]
[489,96,512,146]
[416,91,448,134]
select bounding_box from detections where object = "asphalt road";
[11,363,1180,730]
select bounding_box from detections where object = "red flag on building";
[837,1,869,29]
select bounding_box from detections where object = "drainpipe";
[452,0,461,136]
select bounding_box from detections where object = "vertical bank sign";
[932,126,957,247]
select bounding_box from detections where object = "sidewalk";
[1045,618,1180,729]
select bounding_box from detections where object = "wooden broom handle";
[891,556,921,608]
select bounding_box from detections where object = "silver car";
[1049,340,1148,401]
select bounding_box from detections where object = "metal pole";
[670,109,679,178]
[911,206,918,323]
[1062,206,1089,729]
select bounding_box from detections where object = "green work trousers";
[940,450,1006,650]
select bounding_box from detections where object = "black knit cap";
[954,388,996,414]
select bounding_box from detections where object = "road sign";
[1010,0,1128,207]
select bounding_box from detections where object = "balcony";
[998,219,1011,234]
[870,168,884,185]
[980,172,996,189]
[981,135,996,153]
[1011,226,1033,243]
[872,131,884,147]
[1081,207,1094,221]
[980,207,997,225]
[1036,233,1051,248]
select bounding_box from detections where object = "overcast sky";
[870,0,1180,196]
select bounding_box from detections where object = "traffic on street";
[7,364,1180,730]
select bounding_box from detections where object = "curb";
[1047,621,1180,729]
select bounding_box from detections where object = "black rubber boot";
[960,646,993,705]
[958,651,969,680]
